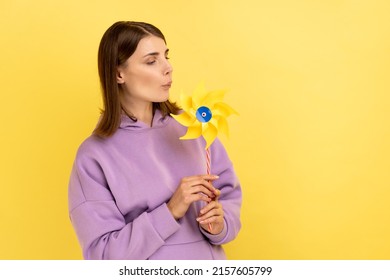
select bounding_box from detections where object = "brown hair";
[94,21,180,137]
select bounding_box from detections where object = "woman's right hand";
[167,174,220,220]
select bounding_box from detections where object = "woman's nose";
[164,60,173,75]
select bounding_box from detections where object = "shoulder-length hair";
[94,21,180,137]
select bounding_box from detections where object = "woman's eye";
[146,60,156,65]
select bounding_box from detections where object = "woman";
[68,21,242,259]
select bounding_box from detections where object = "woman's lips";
[162,81,172,89]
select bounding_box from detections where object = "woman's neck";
[121,99,154,127]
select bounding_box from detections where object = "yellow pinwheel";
[171,83,238,149]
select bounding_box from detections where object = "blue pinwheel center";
[195,106,212,123]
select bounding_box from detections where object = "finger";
[194,193,213,204]
[180,179,217,198]
[191,185,216,199]
[199,201,222,215]
[199,216,219,225]
[213,188,221,198]
[180,176,220,198]
[197,209,223,224]
[189,177,219,194]
[182,192,212,206]
[199,207,223,219]
[201,174,219,181]
[182,174,219,183]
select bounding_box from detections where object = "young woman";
[68,21,242,259]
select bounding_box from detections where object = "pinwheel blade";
[180,93,193,113]
[216,116,230,138]
[203,122,218,149]
[171,112,196,127]
[192,82,209,109]
[202,90,226,109]
[180,122,202,139]
[214,102,239,118]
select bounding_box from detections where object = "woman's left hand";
[197,194,224,235]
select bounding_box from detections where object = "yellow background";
[1,0,389,259]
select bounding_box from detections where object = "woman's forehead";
[134,35,168,56]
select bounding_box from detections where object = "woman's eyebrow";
[143,49,169,57]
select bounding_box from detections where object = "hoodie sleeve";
[199,138,242,245]
[68,146,181,260]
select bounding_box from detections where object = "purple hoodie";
[68,110,242,259]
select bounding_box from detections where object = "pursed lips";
[162,81,172,89]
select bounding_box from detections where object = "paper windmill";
[171,83,238,149]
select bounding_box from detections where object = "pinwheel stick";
[170,83,238,233]
[206,148,211,176]
[206,148,213,232]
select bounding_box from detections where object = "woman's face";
[117,35,173,107]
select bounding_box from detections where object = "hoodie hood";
[118,109,170,131]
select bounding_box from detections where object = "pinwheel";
[171,83,238,231]
[171,82,238,149]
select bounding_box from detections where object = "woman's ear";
[116,68,125,84]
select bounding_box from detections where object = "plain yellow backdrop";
[0,0,389,259]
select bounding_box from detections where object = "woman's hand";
[197,193,224,235]
[167,174,219,220]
